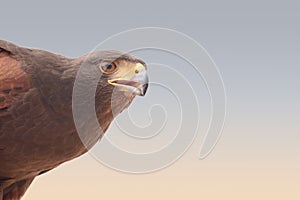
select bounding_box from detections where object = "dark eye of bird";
[106,64,112,70]
[101,63,117,74]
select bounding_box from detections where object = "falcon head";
[83,50,148,97]
[77,50,149,132]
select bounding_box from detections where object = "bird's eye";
[100,63,117,74]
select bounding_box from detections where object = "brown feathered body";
[0,40,144,199]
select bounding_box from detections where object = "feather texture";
[0,40,145,200]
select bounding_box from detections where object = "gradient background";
[1,0,300,199]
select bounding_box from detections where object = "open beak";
[108,65,149,96]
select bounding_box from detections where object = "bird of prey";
[0,40,148,200]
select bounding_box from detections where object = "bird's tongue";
[114,80,141,88]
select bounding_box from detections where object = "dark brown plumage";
[0,40,148,200]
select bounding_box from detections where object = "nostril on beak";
[135,69,139,74]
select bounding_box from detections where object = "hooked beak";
[108,66,149,96]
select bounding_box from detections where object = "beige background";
[23,119,300,200]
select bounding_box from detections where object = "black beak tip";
[140,83,149,96]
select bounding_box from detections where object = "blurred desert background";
[1,0,299,199]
